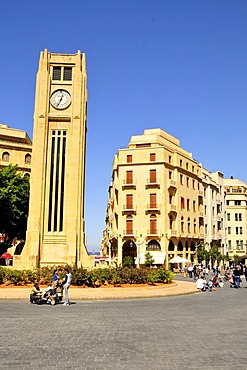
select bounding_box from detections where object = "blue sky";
[1,0,247,252]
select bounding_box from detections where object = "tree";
[144,252,155,267]
[0,165,30,253]
[196,245,206,263]
[209,243,221,267]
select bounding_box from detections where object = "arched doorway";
[122,240,137,266]
[177,241,183,253]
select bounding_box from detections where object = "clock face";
[50,89,71,109]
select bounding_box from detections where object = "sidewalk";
[0,281,198,300]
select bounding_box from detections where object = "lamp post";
[108,241,111,266]
[136,238,145,268]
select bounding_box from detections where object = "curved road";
[0,278,246,369]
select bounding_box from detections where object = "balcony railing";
[145,203,160,214]
[168,179,177,189]
[122,180,136,189]
[122,205,136,214]
[168,204,177,213]
[123,230,136,238]
[147,229,160,236]
[167,229,177,238]
[145,178,160,189]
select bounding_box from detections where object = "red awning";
[0,252,13,259]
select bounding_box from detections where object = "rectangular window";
[192,180,195,189]
[235,200,241,206]
[126,171,133,184]
[192,165,194,173]
[180,175,183,185]
[236,227,239,235]
[227,213,230,221]
[240,227,243,234]
[226,200,230,205]
[150,194,156,208]
[205,224,207,235]
[127,155,132,163]
[239,213,242,221]
[186,177,189,187]
[169,171,172,179]
[63,67,72,81]
[150,169,156,183]
[126,194,133,209]
[228,227,231,234]
[181,197,185,209]
[186,163,189,170]
[150,153,156,161]
[52,67,61,80]
[228,240,232,248]
[235,213,238,221]
[193,201,196,211]
[187,199,190,210]
[180,160,183,167]
[169,194,172,205]
[169,156,172,163]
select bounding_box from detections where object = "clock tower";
[15,49,92,268]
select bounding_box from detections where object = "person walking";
[62,268,72,305]
[233,265,241,288]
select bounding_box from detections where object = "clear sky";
[1,0,247,252]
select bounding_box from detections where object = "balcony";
[145,203,160,214]
[122,180,136,190]
[217,232,223,240]
[145,178,160,189]
[122,204,136,215]
[167,179,177,189]
[123,230,136,238]
[147,229,160,237]
[168,204,177,214]
[167,229,177,238]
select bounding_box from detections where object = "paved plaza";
[0,279,247,369]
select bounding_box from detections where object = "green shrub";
[0,264,174,286]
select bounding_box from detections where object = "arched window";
[188,217,191,233]
[150,214,157,234]
[2,152,10,161]
[25,154,31,164]
[169,216,173,229]
[146,239,161,251]
[126,215,133,235]
[168,240,174,251]
[193,218,196,233]
[181,216,184,233]
[177,241,183,251]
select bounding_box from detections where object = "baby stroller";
[229,276,235,288]
[31,282,63,305]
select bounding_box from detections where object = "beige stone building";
[102,129,207,268]
[15,49,92,269]
[101,128,228,268]
[224,178,247,261]
[0,124,32,174]
[202,169,227,256]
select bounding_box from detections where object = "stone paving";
[0,278,247,369]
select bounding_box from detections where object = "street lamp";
[108,241,112,266]
[136,238,145,268]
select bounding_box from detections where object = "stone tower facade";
[15,49,92,268]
